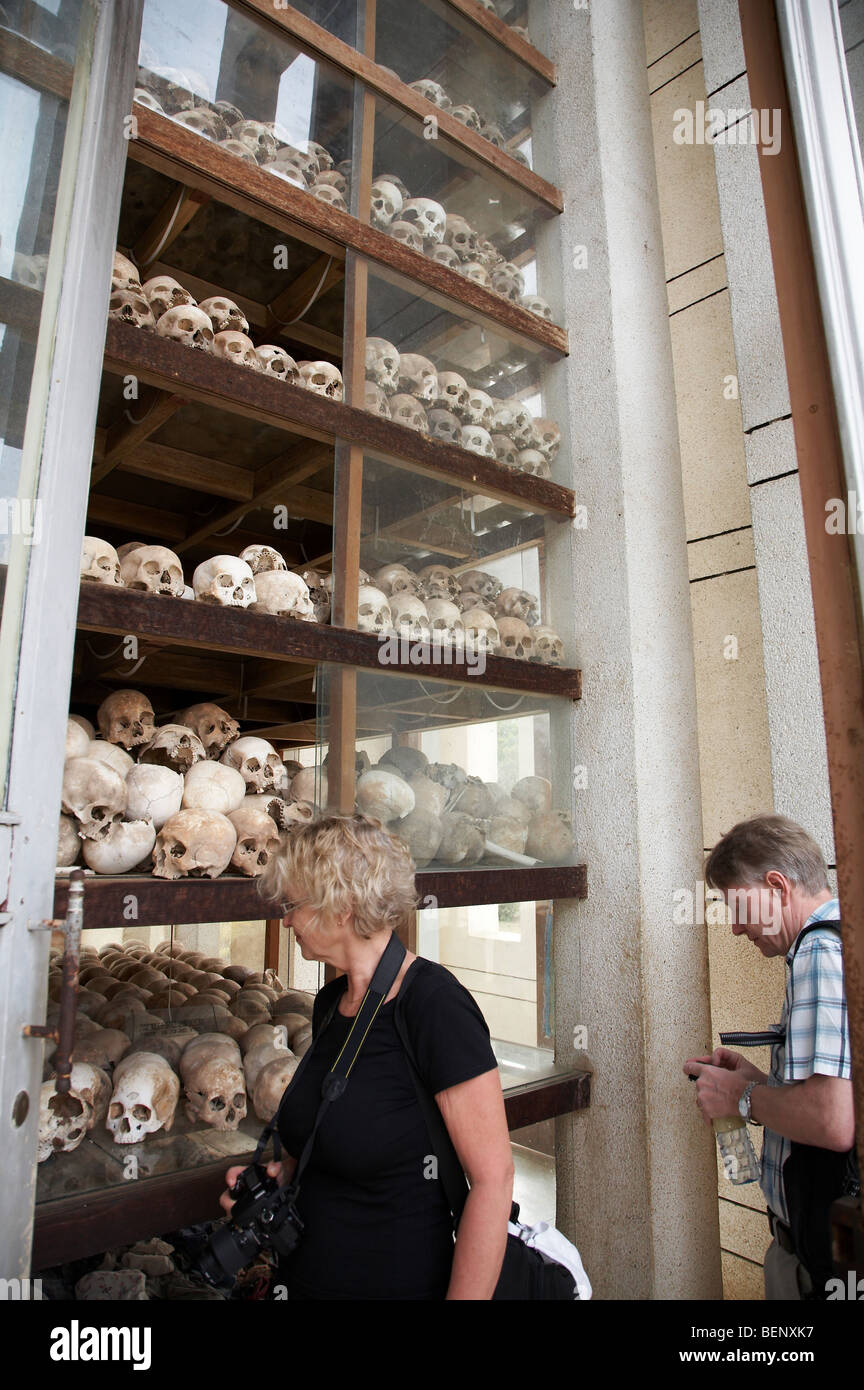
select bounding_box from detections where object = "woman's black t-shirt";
[275,956,498,1300]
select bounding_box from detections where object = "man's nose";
[730,920,746,936]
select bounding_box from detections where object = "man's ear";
[764,870,791,900]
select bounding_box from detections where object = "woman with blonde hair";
[220,811,514,1300]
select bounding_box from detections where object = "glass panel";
[841,0,864,155]
[36,921,316,1202]
[362,266,565,480]
[316,667,577,870]
[136,0,354,201]
[366,93,557,324]
[374,0,549,176]
[0,0,85,798]
[332,448,568,667]
[511,1116,556,1225]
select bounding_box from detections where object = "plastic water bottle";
[713,1116,760,1184]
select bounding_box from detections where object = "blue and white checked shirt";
[760,898,851,1223]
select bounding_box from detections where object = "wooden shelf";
[54,863,587,929]
[439,0,557,83]
[99,320,576,517]
[76,585,581,698]
[128,107,568,359]
[31,1070,589,1269]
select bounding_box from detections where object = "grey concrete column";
[533,0,722,1299]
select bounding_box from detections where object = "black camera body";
[198,1164,304,1286]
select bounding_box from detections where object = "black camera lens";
[199,1221,260,1283]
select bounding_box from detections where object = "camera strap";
[253,932,407,1193]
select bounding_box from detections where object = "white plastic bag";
[507,1219,593,1300]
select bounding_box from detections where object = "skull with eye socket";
[179,703,241,759]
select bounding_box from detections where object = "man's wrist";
[740,1080,765,1126]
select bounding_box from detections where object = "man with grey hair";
[683,813,857,1300]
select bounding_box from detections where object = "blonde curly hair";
[258,812,420,939]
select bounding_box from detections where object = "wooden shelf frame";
[98,319,577,518]
[231,0,560,207]
[127,106,568,358]
[31,1071,588,1269]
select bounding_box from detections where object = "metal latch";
[22,870,85,1095]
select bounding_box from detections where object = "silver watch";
[738,1080,762,1125]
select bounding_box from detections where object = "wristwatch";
[739,1081,763,1126]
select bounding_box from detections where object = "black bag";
[780,921,859,1295]
[393,974,581,1300]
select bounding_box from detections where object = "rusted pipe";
[52,870,85,1095]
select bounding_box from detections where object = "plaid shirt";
[760,899,851,1223]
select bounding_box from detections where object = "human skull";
[232,120,278,162]
[86,739,134,779]
[521,294,553,321]
[400,198,447,246]
[124,764,184,829]
[38,1079,93,1161]
[430,244,461,270]
[365,338,400,392]
[459,569,502,600]
[427,408,460,444]
[464,388,495,429]
[266,145,317,184]
[435,372,470,418]
[152,809,237,879]
[171,106,227,142]
[198,296,249,334]
[416,564,460,601]
[390,594,430,641]
[106,1052,180,1144]
[220,736,284,793]
[437,810,485,864]
[255,345,299,382]
[253,1054,300,1122]
[247,793,313,831]
[398,354,438,403]
[532,625,565,666]
[108,288,156,328]
[475,236,505,270]
[298,360,343,399]
[373,171,409,198]
[214,330,260,370]
[374,563,420,597]
[409,79,451,109]
[389,220,424,254]
[182,1052,246,1130]
[228,806,281,877]
[490,262,525,301]
[142,275,195,320]
[444,214,478,261]
[516,448,550,478]
[357,585,392,635]
[251,570,316,621]
[389,394,428,433]
[177,703,240,757]
[365,381,391,417]
[311,182,347,211]
[462,608,500,655]
[61,759,127,840]
[58,814,81,866]
[506,402,535,450]
[112,251,143,293]
[138,725,207,774]
[460,425,494,457]
[66,718,90,761]
[426,599,464,647]
[356,769,415,822]
[314,169,349,197]
[222,137,260,165]
[491,434,518,467]
[97,689,155,749]
[119,544,185,597]
[192,555,256,607]
[239,544,287,575]
[460,262,492,289]
[530,418,562,462]
[526,810,574,862]
[155,304,214,350]
[289,767,326,808]
[497,587,540,625]
[81,819,157,874]
[450,104,482,133]
[479,118,506,147]
[81,536,122,586]
[307,140,333,171]
[511,775,552,814]
[181,761,246,815]
[496,616,535,660]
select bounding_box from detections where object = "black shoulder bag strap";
[251,932,406,1194]
[393,981,470,1232]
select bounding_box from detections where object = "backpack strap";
[789,918,841,961]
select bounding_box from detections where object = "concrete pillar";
[533,0,723,1298]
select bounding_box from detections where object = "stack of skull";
[356,561,563,664]
[109,249,343,399]
[59,691,323,879]
[364,336,560,475]
[39,940,315,1163]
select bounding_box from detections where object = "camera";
[197,1164,304,1286]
